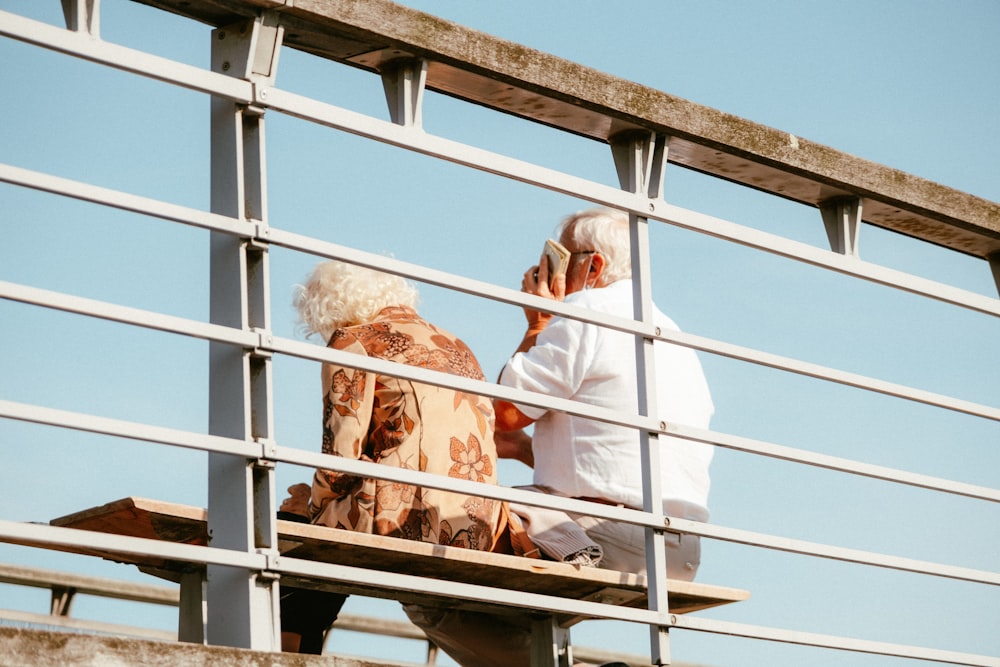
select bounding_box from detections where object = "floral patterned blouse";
[309,306,501,551]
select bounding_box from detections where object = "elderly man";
[494,206,715,579]
[410,208,715,667]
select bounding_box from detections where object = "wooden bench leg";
[531,616,573,667]
[177,568,205,644]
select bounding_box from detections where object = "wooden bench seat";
[40,497,748,665]
[49,497,747,613]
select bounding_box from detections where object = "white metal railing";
[1,2,997,666]
[0,563,665,666]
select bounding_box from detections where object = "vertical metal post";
[381,58,428,127]
[60,0,99,36]
[207,12,282,651]
[820,196,862,257]
[177,569,206,643]
[610,130,672,665]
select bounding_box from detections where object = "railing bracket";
[61,0,99,36]
[381,58,428,128]
[820,196,862,257]
[610,130,668,199]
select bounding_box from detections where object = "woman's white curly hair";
[293,260,419,342]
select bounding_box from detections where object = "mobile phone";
[542,238,570,285]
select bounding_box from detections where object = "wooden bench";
[43,497,749,666]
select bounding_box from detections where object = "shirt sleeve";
[310,335,376,515]
[499,313,593,420]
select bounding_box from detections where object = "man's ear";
[589,252,607,284]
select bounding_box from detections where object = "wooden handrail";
[129,0,1000,259]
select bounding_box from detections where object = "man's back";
[501,279,714,510]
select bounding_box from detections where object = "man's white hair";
[557,207,632,285]
[293,260,419,342]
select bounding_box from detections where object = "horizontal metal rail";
[0,399,261,459]
[266,227,1000,423]
[3,281,999,504]
[0,9,249,102]
[0,563,679,666]
[651,327,1000,423]
[0,521,262,572]
[0,520,655,626]
[258,84,1000,319]
[671,615,1000,667]
[0,563,178,605]
[2,280,998,503]
[0,279,256,347]
[0,398,663,524]
[7,163,996,422]
[668,515,1000,586]
[5,243,1000,432]
[2,398,997,589]
[2,519,996,666]
[0,398,658,522]
[0,163,249,237]
[671,423,1000,503]
[0,162,647,335]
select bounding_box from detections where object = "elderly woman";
[280,259,504,653]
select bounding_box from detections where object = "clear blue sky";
[1,1,998,665]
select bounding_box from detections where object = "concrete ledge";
[0,627,408,667]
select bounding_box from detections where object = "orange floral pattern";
[449,435,494,482]
[311,306,500,551]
